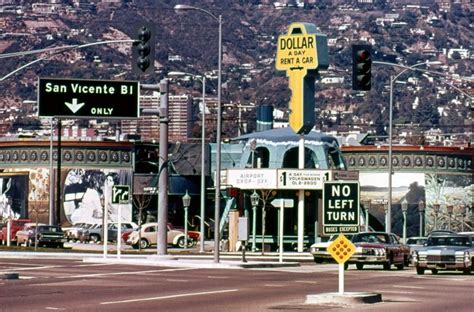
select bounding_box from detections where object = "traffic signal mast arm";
[1,39,136,82]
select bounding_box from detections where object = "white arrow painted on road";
[65,98,85,114]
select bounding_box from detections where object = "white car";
[309,236,338,263]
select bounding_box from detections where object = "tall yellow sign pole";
[275,23,328,252]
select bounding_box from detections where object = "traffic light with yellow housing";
[352,44,371,91]
[133,25,154,74]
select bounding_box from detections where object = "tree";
[132,193,153,251]
[414,101,440,126]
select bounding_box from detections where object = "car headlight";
[464,251,470,264]
[377,248,386,256]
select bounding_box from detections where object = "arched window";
[282,147,317,168]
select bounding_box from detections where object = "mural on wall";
[0,172,29,220]
[424,173,473,234]
[63,169,133,225]
[359,172,473,236]
[359,172,426,237]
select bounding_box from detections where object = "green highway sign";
[112,185,130,204]
[38,78,139,118]
[322,181,360,235]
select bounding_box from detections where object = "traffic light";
[132,25,154,74]
[352,44,371,91]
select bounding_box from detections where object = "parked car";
[0,219,32,245]
[345,232,410,270]
[412,233,473,275]
[406,236,428,264]
[16,224,65,248]
[63,222,92,242]
[310,235,354,263]
[126,222,189,249]
[82,222,138,243]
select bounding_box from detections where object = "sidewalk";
[0,242,313,269]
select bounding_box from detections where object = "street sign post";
[322,181,360,235]
[112,185,130,259]
[38,78,139,118]
[271,198,294,263]
[328,234,356,295]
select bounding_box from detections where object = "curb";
[306,292,382,305]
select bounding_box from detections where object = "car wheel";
[462,268,471,275]
[404,256,410,267]
[395,262,404,270]
[356,263,364,270]
[344,262,349,270]
[177,237,186,248]
[56,243,64,249]
[431,269,438,275]
[383,259,392,270]
[314,258,324,264]
[90,234,100,243]
[416,267,425,275]
[139,238,149,249]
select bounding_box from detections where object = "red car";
[0,219,32,245]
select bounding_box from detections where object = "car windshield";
[352,233,388,244]
[407,238,427,245]
[37,226,61,232]
[427,236,471,247]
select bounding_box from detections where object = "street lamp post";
[365,199,371,232]
[447,205,454,231]
[182,190,191,250]
[174,4,223,263]
[250,190,259,252]
[460,205,466,232]
[386,61,441,233]
[401,198,408,244]
[433,203,440,230]
[169,71,207,253]
[418,200,425,237]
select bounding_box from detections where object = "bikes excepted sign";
[322,181,360,235]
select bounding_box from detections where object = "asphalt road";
[1,258,473,312]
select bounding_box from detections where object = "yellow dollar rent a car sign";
[276,33,318,71]
[328,234,356,264]
[275,22,327,135]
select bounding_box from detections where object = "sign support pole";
[297,135,305,252]
[279,199,284,263]
[117,203,122,259]
[339,263,344,295]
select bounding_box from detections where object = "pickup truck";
[0,219,32,245]
[345,231,410,270]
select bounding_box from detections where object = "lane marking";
[393,285,424,289]
[59,267,195,279]
[207,275,229,279]
[76,263,114,267]
[45,307,66,310]
[101,289,238,305]
[413,276,471,282]
[264,284,284,287]
[379,290,414,294]
[0,265,62,272]
[294,280,318,284]
[166,279,189,282]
